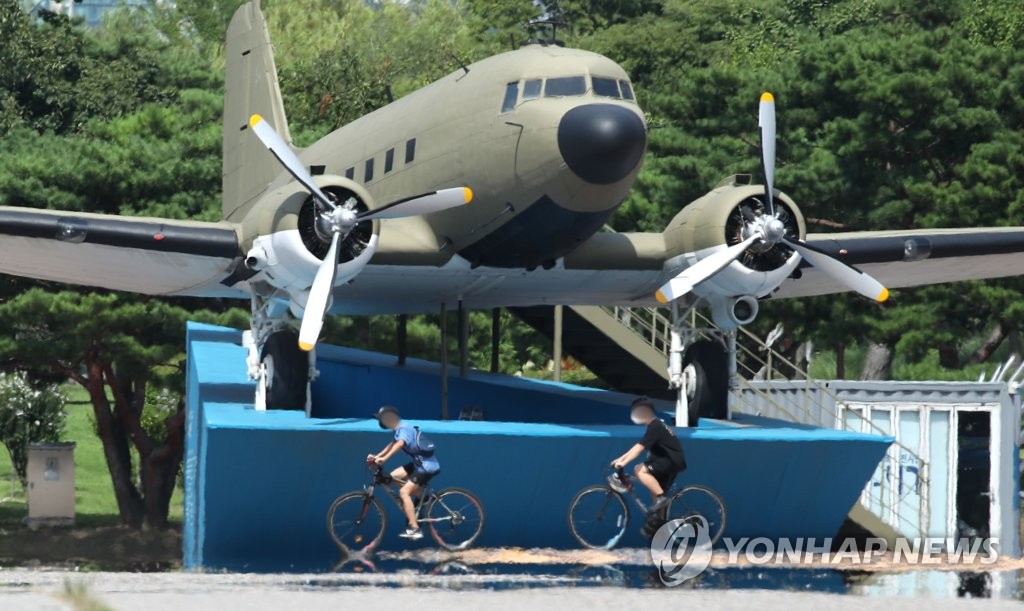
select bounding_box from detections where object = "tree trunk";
[859,341,893,380]
[938,343,960,369]
[84,358,145,527]
[140,409,185,528]
[969,320,1007,364]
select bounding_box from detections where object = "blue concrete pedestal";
[183,322,892,572]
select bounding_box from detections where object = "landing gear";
[261,329,308,410]
[245,293,317,413]
[682,340,729,423]
[668,302,738,427]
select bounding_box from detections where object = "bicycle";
[567,466,726,550]
[327,459,485,553]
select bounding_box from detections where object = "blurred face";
[631,404,654,424]
[380,411,399,429]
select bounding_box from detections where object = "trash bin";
[26,442,76,528]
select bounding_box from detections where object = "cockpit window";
[544,76,586,97]
[592,76,621,98]
[619,80,635,101]
[501,82,519,112]
[522,79,542,100]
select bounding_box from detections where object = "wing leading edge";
[774,227,1024,299]
[0,207,246,298]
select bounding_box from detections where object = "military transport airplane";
[2,1,1024,410]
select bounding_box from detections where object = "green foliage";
[323,309,550,376]
[263,0,484,143]
[140,387,180,447]
[0,371,67,487]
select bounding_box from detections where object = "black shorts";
[402,463,439,486]
[644,456,683,490]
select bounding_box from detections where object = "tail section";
[222,1,292,222]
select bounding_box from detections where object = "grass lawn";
[0,383,184,525]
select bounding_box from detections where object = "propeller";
[758,92,776,217]
[655,93,890,306]
[249,114,473,351]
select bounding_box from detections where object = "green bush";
[0,372,67,488]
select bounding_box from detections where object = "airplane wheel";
[683,340,728,423]
[261,330,308,410]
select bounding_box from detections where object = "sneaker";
[399,528,423,540]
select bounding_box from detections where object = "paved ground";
[2,573,1022,611]
[0,566,1021,611]
[2,548,1022,610]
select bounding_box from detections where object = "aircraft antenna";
[449,52,470,75]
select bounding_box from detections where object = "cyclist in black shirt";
[611,396,687,513]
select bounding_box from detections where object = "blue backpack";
[413,426,436,456]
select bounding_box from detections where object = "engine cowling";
[663,175,806,300]
[240,175,380,304]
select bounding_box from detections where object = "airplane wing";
[774,227,1024,298]
[0,207,247,298]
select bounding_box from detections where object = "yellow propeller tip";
[655,290,669,304]
[249,114,263,128]
[760,92,774,103]
[877,288,890,303]
[298,340,314,352]
[463,187,473,204]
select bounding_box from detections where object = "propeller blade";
[759,92,776,217]
[783,238,889,303]
[655,235,759,303]
[356,187,473,221]
[298,232,341,351]
[249,114,334,210]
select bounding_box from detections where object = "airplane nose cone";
[557,104,647,185]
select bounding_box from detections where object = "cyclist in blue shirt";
[368,405,440,540]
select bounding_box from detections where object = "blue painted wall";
[184,323,892,572]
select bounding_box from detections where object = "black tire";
[327,492,387,554]
[666,484,727,546]
[567,485,630,550]
[682,340,729,422]
[424,487,485,551]
[261,329,308,410]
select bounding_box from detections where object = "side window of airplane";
[522,79,542,100]
[365,158,374,182]
[592,76,621,98]
[619,80,635,101]
[345,167,355,180]
[384,148,395,174]
[544,76,586,97]
[501,82,519,113]
[405,138,416,163]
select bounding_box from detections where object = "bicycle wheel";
[327,492,387,553]
[568,485,629,550]
[666,484,726,546]
[424,487,485,551]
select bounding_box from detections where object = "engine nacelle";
[663,175,806,300]
[711,295,759,330]
[240,175,380,295]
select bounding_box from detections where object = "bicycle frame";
[362,461,450,525]
[612,466,666,513]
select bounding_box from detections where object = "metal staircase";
[507,306,672,398]
[512,302,929,541]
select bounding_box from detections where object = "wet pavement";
[2,547,1022,610]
